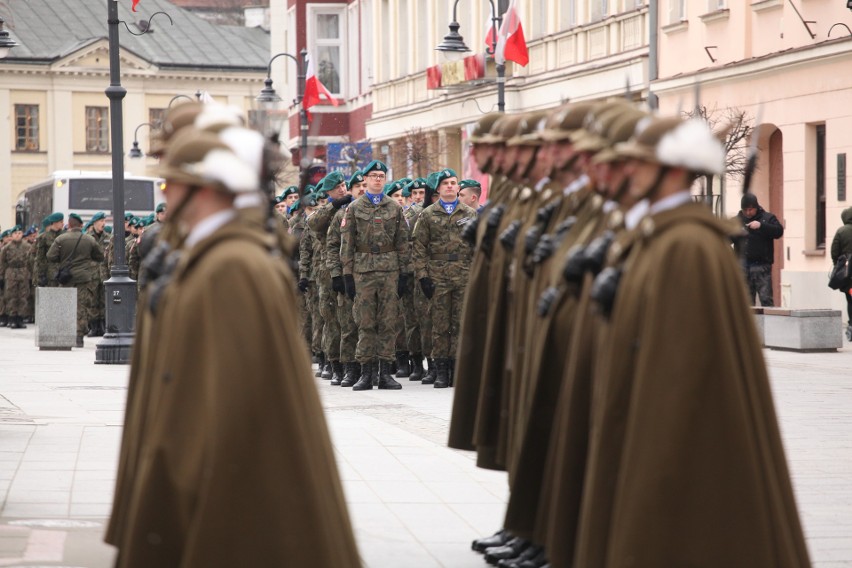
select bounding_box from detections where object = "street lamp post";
[256,49,309,179]
[95,0,135,364]
[128,122,153,159]
[436,0,505,113]
[0,16,18,59]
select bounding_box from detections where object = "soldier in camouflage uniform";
[412,169,477,388]
[0,226,33,329]
[34,212,65,288]
[24,226,38,322]
[297,194,324,367]
[0,230,9,326]
[47,213,104,347]
[327,172,367,386]
[85,212,109,337]
[383,180,415,377]
[402,178,429,380]
[307,172,349,383]
[340,160,408,391]
[288,198,312,346]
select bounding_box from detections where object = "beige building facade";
[653,0,852,311]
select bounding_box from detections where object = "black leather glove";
[332,195,353,209]
[420,277,435,299]
[331,275,345,294]
[38,275,47,287]
[461,216,480,245]
[344,274,356,300]
[397,273,410,298]
[297,278,310,293]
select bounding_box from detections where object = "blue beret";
[363,160,389,174]
[24,225,37,237]
[46,212,64,224]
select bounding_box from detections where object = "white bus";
[16,170,166,228]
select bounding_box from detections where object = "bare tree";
[402,127,445,178]
[684,104,755,181]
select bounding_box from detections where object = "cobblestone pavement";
[0,325,850,567]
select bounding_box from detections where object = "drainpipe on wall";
[648,0,659,110]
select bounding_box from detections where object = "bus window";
[68,179,155,211]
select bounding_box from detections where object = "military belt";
[431,253,462,261]
[356,244,395,254]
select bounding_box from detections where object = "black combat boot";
[352,361,375,391]
[15,316,27,329]
[372,362,379,386]
[409,353,424,381]
[484,537,530,565]
[76,335,84,348]
[434,358,451,389]
[421,357,436,385]
[96,319,106,336]
[473,529,512,553]
[86,320,99,338]
[394,351,411,378]
[315,352,325,377]
[0,315,8,327]
[378,360,402,390]
[449,358,455,387]
[330,361,344,385]
[340,362,358,387]
[321,360,333,380]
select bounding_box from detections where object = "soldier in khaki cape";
[340,159,408,390]
[0,226,32,329]
[412,168,477,388]
[327,171,367,386]
[47,213,104,347]
[567,116,810,567]
[111,123,360,568]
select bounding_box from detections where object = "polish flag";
[495,0,529,67]
[132,0,141,12]
[303,57,340,114]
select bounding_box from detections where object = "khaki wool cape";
[573,202,809,568]
[108,219,359,568]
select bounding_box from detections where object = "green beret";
[69,213,83,224]
[458,179,482,190]
[321,171,346,193]
[347,172,365,190]
[403,178,428,197]
[363,160,389,174]
[124,212,134,220]
[282,186,299,197]
[155,202,167,213]
[24,225,37,237]
[91,211,106,223]
[302,193,319,208]
[274,195,285,204]
[105,225,113,234]
[426,172,441,192]
[289,198,301,213]
[434,168,459,187]
[384,181,404,196]
[0,230,9,239]
[46,212,64,225]
[305,184,316,195]
[396,177,413,187]
[145,213,155,225]
[314,188,327,200]
[10,225,22,233]
[83,221,92,231]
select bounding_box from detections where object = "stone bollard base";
[35,287,77,350]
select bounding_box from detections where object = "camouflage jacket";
[46,229,105,285]
[34,229,63,285]
[0,241,33,284]
[298,222,315,282]
[341,194,409,275]
[326,205,348,279]
[412,201,477,282]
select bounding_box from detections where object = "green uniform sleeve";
[326,210,344,278]
[412,213,429,281]
[340,206,354,276]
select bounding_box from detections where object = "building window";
[669,0,686,22]
[591,0,608,21]
[709,0,725,9]
[15,105,39,151]
[86,106,109,153]
[532,0,548,37]
[310,8,344,95]
[816,124,827,248]
[561,0,576,27]
[361,0,373,90]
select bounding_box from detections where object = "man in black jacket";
[735,193,784,306]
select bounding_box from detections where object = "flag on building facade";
[132,0,141,12]
[495,0,529,67]
[303,57,339,121]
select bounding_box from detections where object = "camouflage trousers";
[3,275,30,317]
[307,282,324,355]
[414,284,432,356]
[399,280,420,353]
[299,288,312,348]
[353,271,400,362]
[64,280,96,336]
[338,293,358,363]
[744,263,774,307]
[90,278,105,320]
[319,283,340,361]
[430,279,466,358]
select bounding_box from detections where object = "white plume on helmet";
[193,103,245,132]
[656,118,726,176]
[184,148,259,193]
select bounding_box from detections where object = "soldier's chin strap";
[158,184,201,250]
[641,166,671,204]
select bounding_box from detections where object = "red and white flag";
[131,0,141,12]
[495,0,528,67]
[303,56,339,120]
